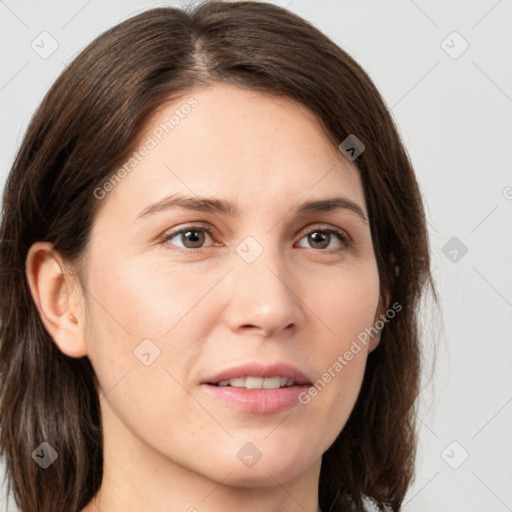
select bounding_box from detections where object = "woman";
[0,2,434,511]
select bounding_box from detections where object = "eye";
[159,224,351,252]
[296,228,350,251]
[160,224,216,250]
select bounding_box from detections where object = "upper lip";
[202,362,312,386]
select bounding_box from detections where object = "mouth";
[201,363,312,414]
[210,376,301,389]
[202,362,311,388]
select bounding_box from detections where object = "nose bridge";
[228,233,302,334]
[235,233,288,286]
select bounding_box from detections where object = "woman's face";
[81,84,381,487]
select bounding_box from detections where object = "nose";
[224,244,305,338]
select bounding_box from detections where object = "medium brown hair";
[0,2,434,511]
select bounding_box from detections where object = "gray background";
[1,1,511,511]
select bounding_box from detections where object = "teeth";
[246,376,264,389]
[262,377,281,389]
[229,377,247,388]
[215,376,297,389]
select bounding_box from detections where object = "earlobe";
[368,292,390,353]
[368,330,381,353]
[25,241,88,358]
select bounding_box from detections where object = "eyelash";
[159,223,352,253]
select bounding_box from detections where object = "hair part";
[0,2,435,511]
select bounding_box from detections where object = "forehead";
[94,83,365,221]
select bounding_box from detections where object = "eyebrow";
[136,193,368,223]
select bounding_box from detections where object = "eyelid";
[297,223,351,243]
[295,225,353,252]
[158,222,217,247]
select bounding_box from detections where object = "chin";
[196,440,318,488]
[221,461,312,488]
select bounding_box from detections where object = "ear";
[368,255,398,353]
[25,241,88,358]
[368,290,391,353]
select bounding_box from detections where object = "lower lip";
[201,384,311,414]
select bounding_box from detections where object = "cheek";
[85,253,202,344]
[310,259,380,348]
[300,260,379,424]
[82,258,213,448]
[83,254,224,396]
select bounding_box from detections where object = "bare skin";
[26,84,382,512]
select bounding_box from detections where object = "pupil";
[184,230,204,248]
[310,231,329,249]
